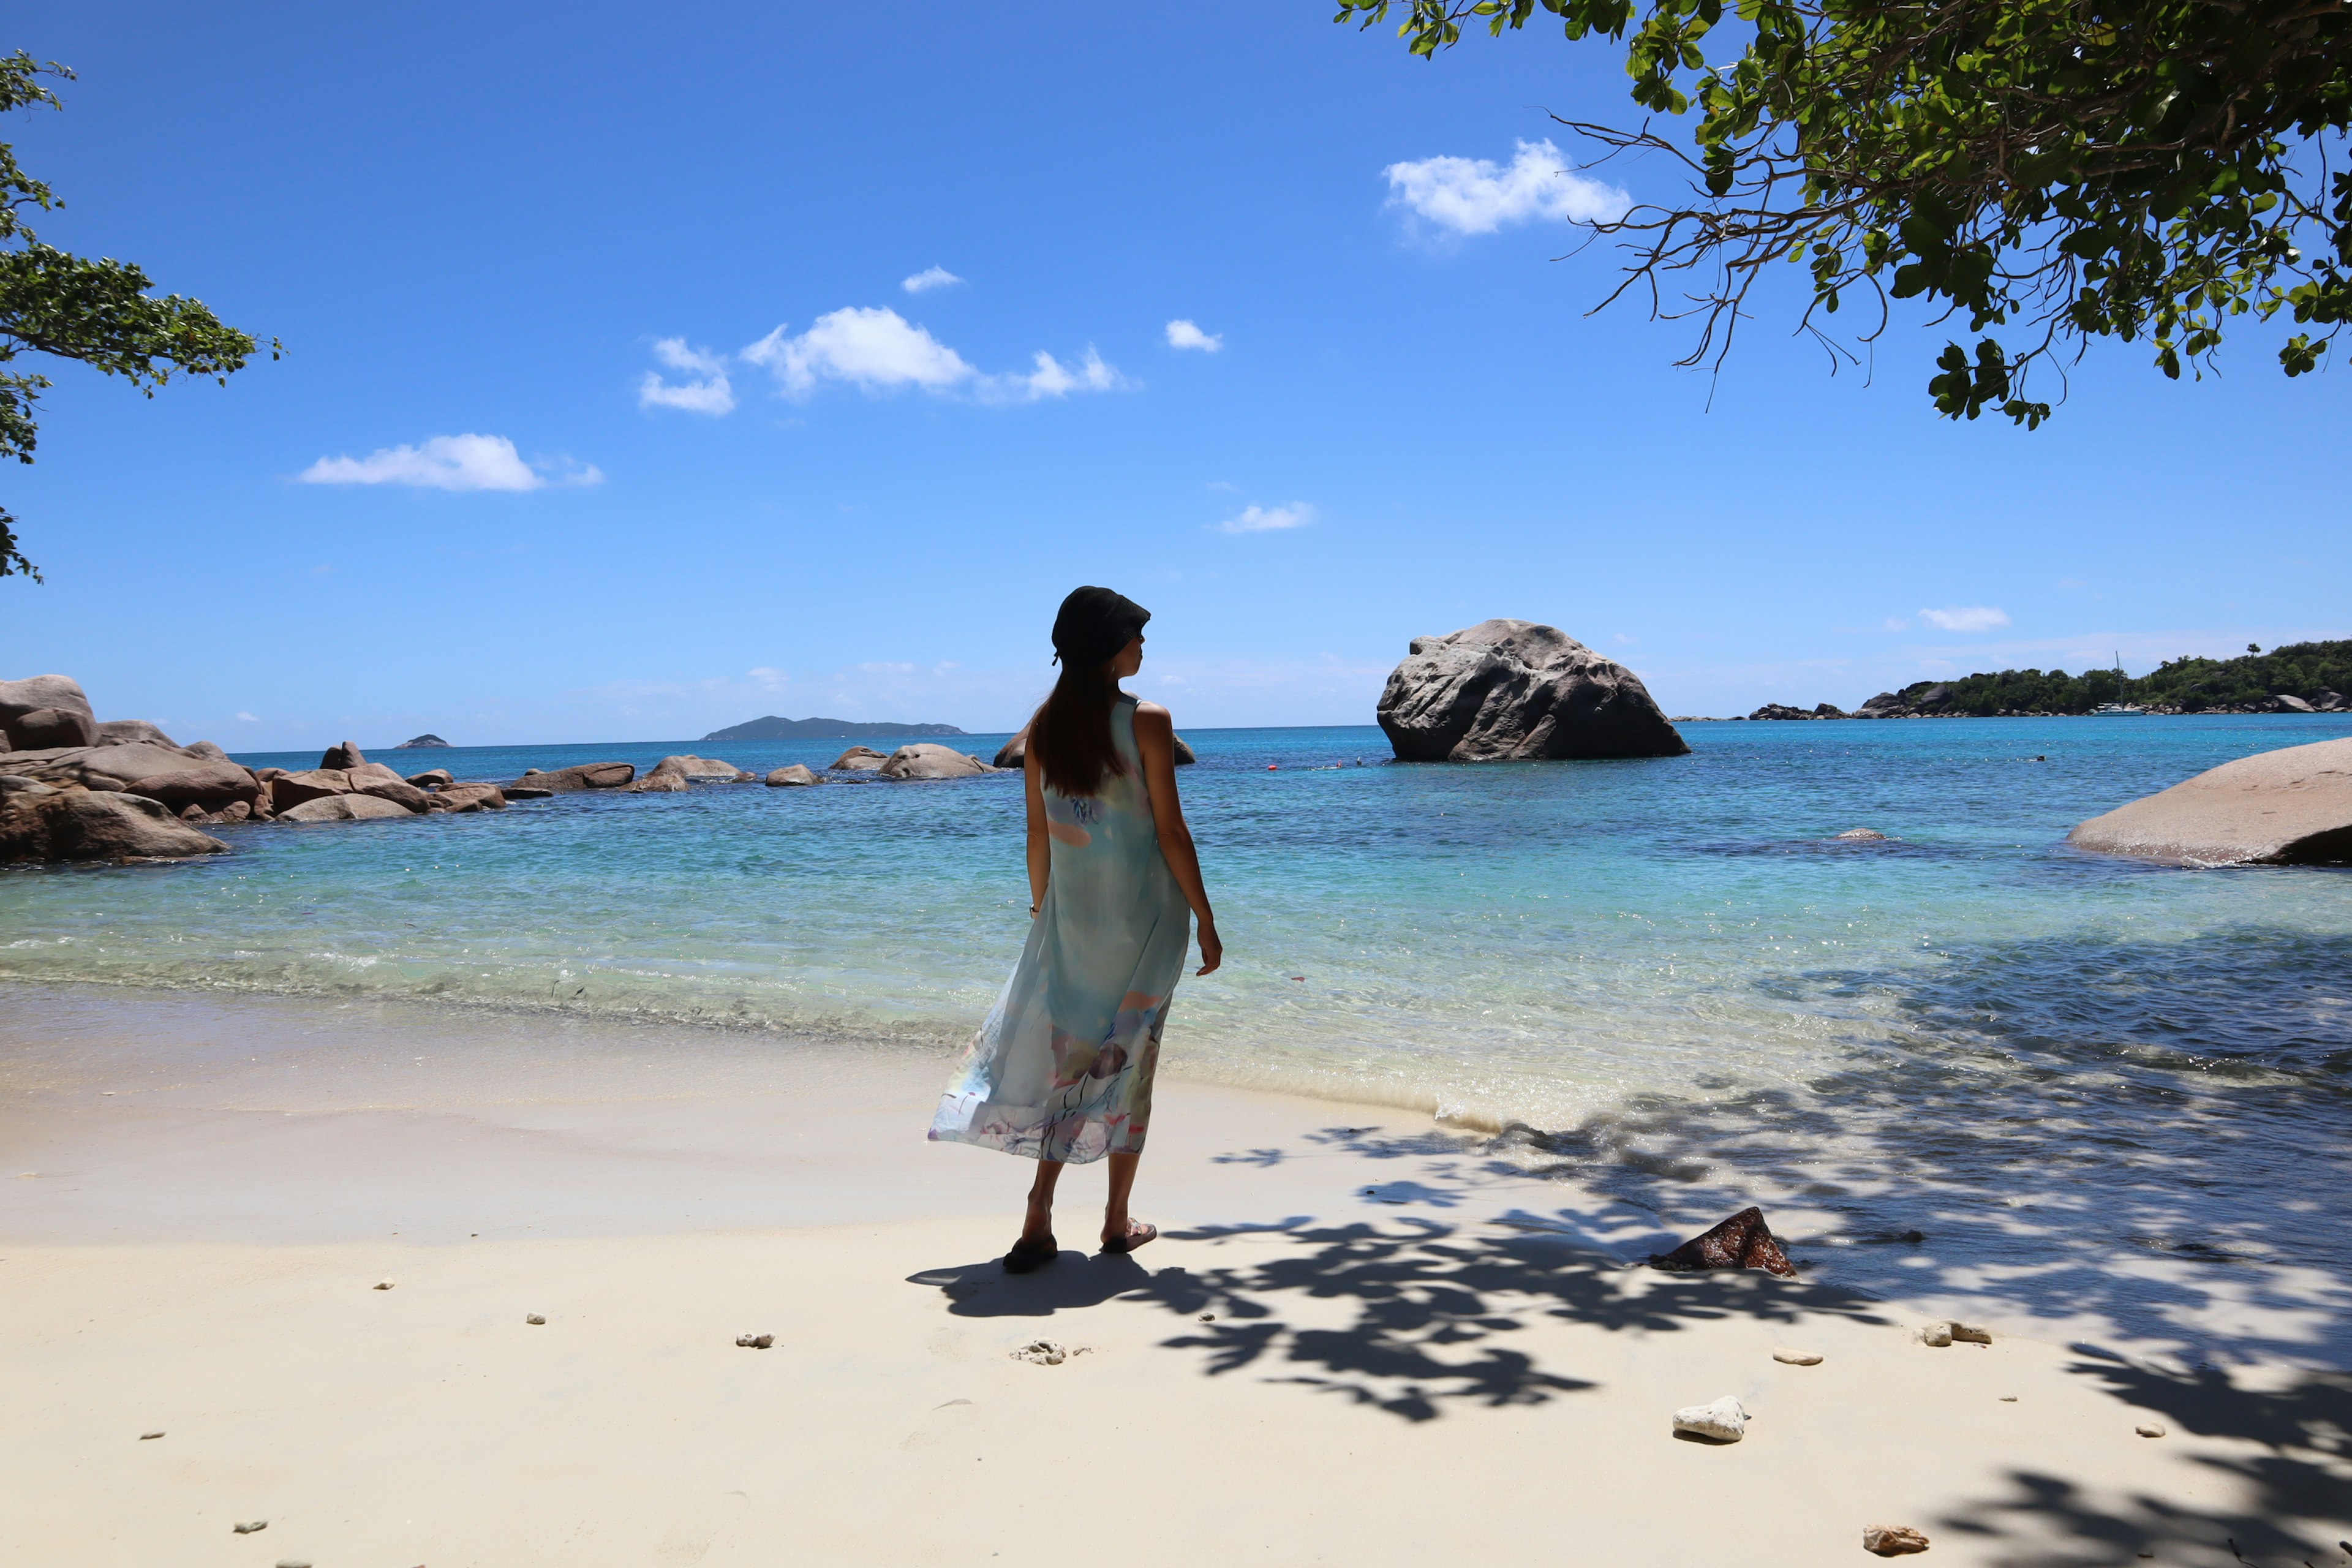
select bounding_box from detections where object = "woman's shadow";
[907,1251,1160,1317]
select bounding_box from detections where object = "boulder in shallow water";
[277,793,415,823]
[830,745,889,772]
[2067,736,2352,865]
[319,741,368,771]
[1646,1206,1797,1278]
[510,761,635,791]
[0,780,230,863]
[1377,620,1689,761]
[353,777,435,812]
[880,743,993,780]
[764,764,823,787]
[625,766,690,793]
[426,782,505,812]
[407,769,455,789]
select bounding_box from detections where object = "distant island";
[702,715,970,742]
[1877,639,2349,716]
[393,733,451,748]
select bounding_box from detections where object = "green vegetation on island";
[1885,640,2351,715]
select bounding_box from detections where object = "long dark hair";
[1029,656,1127,797]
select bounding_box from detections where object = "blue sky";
[2,3,2345,748]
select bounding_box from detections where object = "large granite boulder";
[407,769,456,789]
[121,763,264,813]
[764,764,823,786]
[320,741,368,771]
[6,741,225,791]
[10,706,96,749]
[2068,736,2352,865]
[1,674,96,749]
[625,764,690,793]
[830,745,889,772]
[270,768,355,810]
[95,718,177,748]
[278,793,416,823]
[1376,620,1689,761]
[880,744,994,780]
[993,726,1195,768]
[426,782,506,812]
[512,762,635,791]
[0,778,231,863]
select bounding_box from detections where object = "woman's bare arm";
[1023,742,1050,914]
[1132,701,1221,976]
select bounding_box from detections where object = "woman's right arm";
[1023,744,1049,915]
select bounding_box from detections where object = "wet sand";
[2,986,2345,1567]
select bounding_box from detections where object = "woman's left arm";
[1133,702,1221,976]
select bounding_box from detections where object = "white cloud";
[1384,138,1630,235]
[1918,605,2013,633]
[638,337,735,415]
[296,434,600,492]
[748,666,790,692]
[742,307,977,396]
[902,266,963,294]
[1215,501,1317,535]
[234,711,258,722]
[989,347,1121,402]
[1166,319,1223,352]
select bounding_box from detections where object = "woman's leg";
[1023,1158,1063,1244]
[1101,1150,1141,1246]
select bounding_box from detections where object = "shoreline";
[4,985,2346,1566]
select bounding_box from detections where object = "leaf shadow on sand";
[910,1213,1887,1423]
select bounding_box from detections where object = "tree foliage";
[1,52,273,581]
[1894,639,2351,712]
[1336,0,2352,426]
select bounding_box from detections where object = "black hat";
[1051,586,1150,669]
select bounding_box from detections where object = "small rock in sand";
[1013,1340,1084,1366]
[232,1520,268,1534]
[526,1314,546,1325]
[139,1430,164,1439]
[735,1333,774,1349]
[275,1559,313,1568]
[1772,1348,1823,1365]
[1918,1322,1954,1347]
[2136,1421,2167,1438]
[1670,1395,1748,1442]
[2000,1395,2019,1402]
[373,1279,394,1290]
[1863,1525,1930,1556]
[1198,1313,1216,1322]
[1951,1322,1992,1344]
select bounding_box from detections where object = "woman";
[929,586,1222,1271]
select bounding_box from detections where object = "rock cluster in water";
[1,674,1029,866]
[1376,620,1688,761]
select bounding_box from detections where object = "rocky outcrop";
[625,765,690,793]
[426,782,505,812]
[1,674,97,750]
[278,793,415,823]
[993,726,1195,769]
[121,763,263,813]
[1,778,230,863]
[271,769,356,810]
[831,746,889,772]
[406,769,455,789]
[320,741,368,771]
[764,765,823,787]
[394,734,451,748]
[96,719,177,747]
[2067,736,2352,865]
[512,762,636,791]
[1377,620,1689,761]
[879,744,995,780]
[1645,1207,1797,1278]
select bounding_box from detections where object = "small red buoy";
[1267,764,1278,771]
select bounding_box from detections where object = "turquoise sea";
[5,714,2350,1363]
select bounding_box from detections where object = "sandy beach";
[3,985,2346,1568]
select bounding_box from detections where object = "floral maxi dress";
[929,695,1191,1163]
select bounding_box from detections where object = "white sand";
[3,987,2346,1567]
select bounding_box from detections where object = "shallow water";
[5,715,2350,1363]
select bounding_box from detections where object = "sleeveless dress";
[929,695,1191,1163]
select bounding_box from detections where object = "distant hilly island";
[701,715,970,742]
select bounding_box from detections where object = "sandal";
[1099,1221,1158,1256]
[1002,1235,1059,1275]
